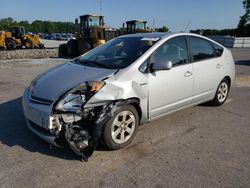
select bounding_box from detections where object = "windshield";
[135,22,145,30]
[89,17,100,27]
[75,37,160,69]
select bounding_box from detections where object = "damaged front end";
[48,81,138,162]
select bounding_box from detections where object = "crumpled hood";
[30,62,117,101]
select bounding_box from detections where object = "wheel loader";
[0,26,44,50]
[126,20,151,34]
[59,14,118,58]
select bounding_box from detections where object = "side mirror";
[152,60,173,71]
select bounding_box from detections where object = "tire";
[67,39,78,58]
[58,44,68,58]
[209,78,230,106]
[25,38,34,49]
[39,43,45,49]
[103,105,139,150]
[78,41,91,55]
[5,39,16,50]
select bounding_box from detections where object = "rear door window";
[189,37,214,62]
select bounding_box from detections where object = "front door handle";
[184,71,193,77]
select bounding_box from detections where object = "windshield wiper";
[74,59,112,69]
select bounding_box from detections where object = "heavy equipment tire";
[103,105,139,150]
[58,44,68,58]
[5,39,16,50]
[39,43,45,49]
[67,39,78,58]
[79,41,91,55]
[25,39,34,49]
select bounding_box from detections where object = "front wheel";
[58,43,68,58]
[67,39,78,58]
[103,105,139,150]
[209,78,230,106]
[25,39,34,49]
[5,39,16,50]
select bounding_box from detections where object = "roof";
[121,32,216,40]
[126,20,147,23]
[118,32,223,48]
[119,32,170,39]
[79,14,103,18]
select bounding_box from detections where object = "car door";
[148,36,194,119]
[188,36,223,103]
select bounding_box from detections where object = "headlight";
[55,81,105,112]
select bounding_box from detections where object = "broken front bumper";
[22,88,59,146]
[23,88,141,161]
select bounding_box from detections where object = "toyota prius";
[23,32,235,161]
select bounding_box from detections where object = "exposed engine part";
[61,113,82,124]
[49,113,82,136]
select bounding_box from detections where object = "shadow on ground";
[235,60,250,66]
[0,97,90,161]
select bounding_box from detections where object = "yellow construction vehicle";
[59,14,118,58]
[0,26,44,50]
[126,20,151,34]
[59,14,109,58]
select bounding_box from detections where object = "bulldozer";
[0,26,44,50]
[59,14,112,58]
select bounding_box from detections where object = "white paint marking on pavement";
[225,99,233,104]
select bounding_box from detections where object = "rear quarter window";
[211,42,224,57]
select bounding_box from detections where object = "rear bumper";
[22,88,59,147]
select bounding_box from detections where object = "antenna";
[153,18,155,31]
[184,20,192,32]
[99,0,103,13]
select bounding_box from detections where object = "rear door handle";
[216,64,222,69]
[184,71,193,77]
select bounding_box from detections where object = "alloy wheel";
[111,110,136,144]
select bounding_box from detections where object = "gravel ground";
[0,40,67,60]
[0,49,250,188]
[40,39,67,48]
[0,49,59,60]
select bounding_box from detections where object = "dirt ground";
[0,49,250,188]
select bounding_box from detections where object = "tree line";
[0,17,75,33]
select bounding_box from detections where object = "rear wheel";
[25,38,34,49]
[209,78,230,106]
[103,105,139,150]
[5,39,16,50]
